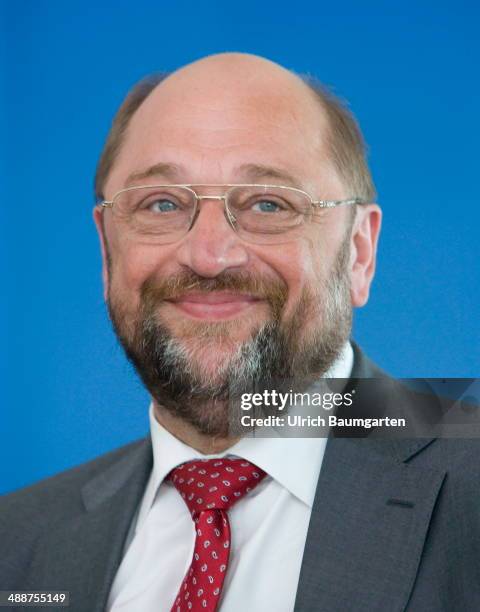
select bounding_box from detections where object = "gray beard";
[108,237,352,437]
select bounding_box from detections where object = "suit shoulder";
[0,438,150,588]
[0,437,148,521]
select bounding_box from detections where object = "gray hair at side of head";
[300,75,377,204]
[94,73,170,203]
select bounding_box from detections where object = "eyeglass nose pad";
[224,205,238,230]
[187,206,200,232]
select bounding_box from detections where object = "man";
[1,53,479,611]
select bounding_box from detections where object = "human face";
[94,57,366,433]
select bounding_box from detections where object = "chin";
[186,350,236,385]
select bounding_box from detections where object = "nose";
[175,197,250,277]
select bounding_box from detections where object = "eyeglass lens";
[112,185,313,244]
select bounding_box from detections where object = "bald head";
[163,52,302,87]
[95,52,375,203]
[158,52,317,105]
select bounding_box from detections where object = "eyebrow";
[126,163,182,185]
[237,163,301,187]
[125,162,301,188]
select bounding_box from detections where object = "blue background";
[2,0,479,494]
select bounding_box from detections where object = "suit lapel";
[294,434,445,611]
[24,439,152,612]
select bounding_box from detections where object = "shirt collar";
[141,341,353,525]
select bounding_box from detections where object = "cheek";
[109,240,174,303]
[261,237,325,314]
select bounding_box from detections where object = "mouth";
[165,291,264,320]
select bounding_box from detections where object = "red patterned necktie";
[167,457,267,612]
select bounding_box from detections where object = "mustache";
[139,270,289,318]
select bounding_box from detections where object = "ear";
[349,204,382,307]
[93,207,110,302]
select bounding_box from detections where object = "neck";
[152,401,241,454]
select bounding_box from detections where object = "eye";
[251,199,284,213]
[146,198,179,213]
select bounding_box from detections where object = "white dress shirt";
[107,343,353,612]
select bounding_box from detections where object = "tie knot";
[167,458,266,515]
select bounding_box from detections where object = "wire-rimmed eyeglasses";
[98,184,364,245]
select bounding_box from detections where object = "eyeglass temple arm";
[312,198,364,209]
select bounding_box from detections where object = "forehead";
[106,64,336,194]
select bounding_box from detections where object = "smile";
[166,292,264,320]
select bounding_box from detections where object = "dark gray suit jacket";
[2,346,480,611]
